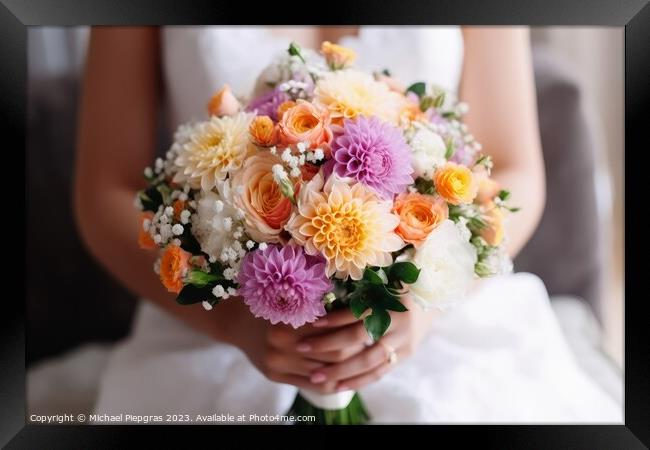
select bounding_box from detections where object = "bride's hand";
[231,306,367,394]
[296,296,437,393]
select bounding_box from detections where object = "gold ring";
[379,341,398,365]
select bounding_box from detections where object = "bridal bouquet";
[136,41,516,424]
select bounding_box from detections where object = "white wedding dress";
[90,26,621,423]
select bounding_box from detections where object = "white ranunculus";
[408,125,447,178]
[408,219,477,310]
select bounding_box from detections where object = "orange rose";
[159,245,191,293]
[249,115,278,147]
[138,212,157,250]
[207,84,241,117]
[232,152,294,242]
[393,193,448,246]
[321,41,357,69]
[278,100,333,149]
[433,162,478,205]
[480,202,505,246]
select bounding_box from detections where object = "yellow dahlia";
[174,112,256,191]
[286,173,405,280]
[314,70,406,126]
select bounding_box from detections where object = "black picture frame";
[4,0,648,447]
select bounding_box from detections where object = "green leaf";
[375,287,408,312]
[288,42,306,63]
[186,269,221,287]
[349,295,370,319]
[406,82,426,98]
[364,308,391,342]
[414,177,435,195]
[180,227,203,254]
[444,138,455,160]
[419,96,435,111]
[389,262,421,284]
[434,91,446,108]
[498,189,511,201]
[156,184,172,205]
[140,185,163,212]
[177,284,212,305]
[363,268,385,285]
[381,68,391,77]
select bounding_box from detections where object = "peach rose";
[277,100,333,149]
[477,177,501,205]
[321,41,357,69]
[138,211,157,250]
[249,115,277,147]
[159,245,191,294]
[433,162,478,205]
[232,152,294,242]
[207,84,241,117]
[480,202,505,246]
[393,192,448,247]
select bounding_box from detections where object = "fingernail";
[296,343,311,352]
[310,372,327,383]
[312,319,328,327]
[337,385,350,392]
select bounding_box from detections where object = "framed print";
[3,0,648,447]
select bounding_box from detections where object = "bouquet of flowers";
[136,41,517,425]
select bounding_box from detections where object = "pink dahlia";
[324,116,413,200]
[237,244,332,328]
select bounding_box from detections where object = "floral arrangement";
[136,41,517,424]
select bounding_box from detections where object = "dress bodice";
[161,26,464,126]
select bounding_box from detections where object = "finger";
[266,352,326,377]
[308,342,388,383]
[296,322,368,353]
[309,308,363,329]
[334,362,394,392]
[270,373,334,394]
[267,323,318,349]
[303,343,366,364]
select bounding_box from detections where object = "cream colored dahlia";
[314,70,406,126]
[174,112,255,191]
[286,173,405,280]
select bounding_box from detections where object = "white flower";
[258,242,268,251]
[202,301,213,311]
[212,285,225,298]
[173,112,255,191]
[192,187,239,260]
[172,224,184,236]
[408,220,477,310]
[246,240,255,249]
[407,124,447,178]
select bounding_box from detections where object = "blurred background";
[26,26,624,414]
